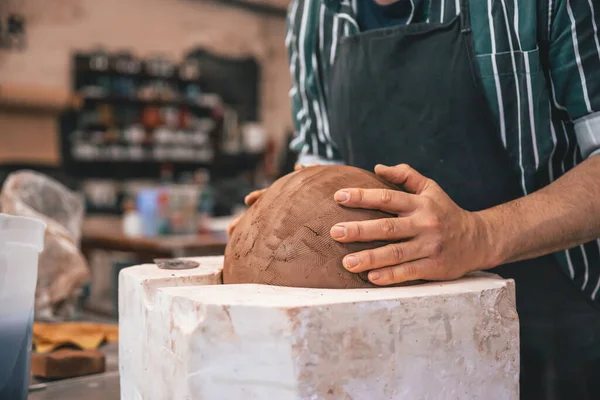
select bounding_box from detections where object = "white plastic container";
[0,213,46,400]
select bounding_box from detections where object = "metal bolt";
[154,258,199,270]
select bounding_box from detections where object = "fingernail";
[334,190,350,202]
[344,255,358,269]
[331,225,347,238]
[369,271,381,281]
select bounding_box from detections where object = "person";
[229,0,600,397]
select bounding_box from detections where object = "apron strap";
[459,0,471,33]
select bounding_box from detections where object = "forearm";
[478,155,600,268]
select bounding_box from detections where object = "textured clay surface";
[223,165,399,289]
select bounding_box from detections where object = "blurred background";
[0,0,297,395]
[0,0,297,314]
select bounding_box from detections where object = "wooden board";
[31,349,106,379]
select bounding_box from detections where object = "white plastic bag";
[0,170,90,320]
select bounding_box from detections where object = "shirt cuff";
[589,148,600,158]
[297,154,345,166]
[575,111,600,159]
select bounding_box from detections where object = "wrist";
[471,209,506,270]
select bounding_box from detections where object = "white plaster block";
[126,271,519,400]
[118,256,224,400]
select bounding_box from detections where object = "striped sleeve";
[548,0,600,158]
[285,0,344,164]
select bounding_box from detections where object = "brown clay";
[223,165,400,289]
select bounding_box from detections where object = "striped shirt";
[285,0,600,300]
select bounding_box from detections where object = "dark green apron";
[327,0,600,397]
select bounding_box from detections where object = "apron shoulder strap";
[537,0,550,48]
[537,0,553,99]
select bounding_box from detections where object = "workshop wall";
[0,0,292,164]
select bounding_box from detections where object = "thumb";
[374,164,430,194]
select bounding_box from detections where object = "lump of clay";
[223,165,399,289]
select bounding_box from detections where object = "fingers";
[374,164,431,195]
[244,189,266,206]
[234,186,268,234]
[226,214,243,236]
[234,187,267,234]
[367,258,435,285]
[334,187,419,214]
[330,217,417,243]
[342,241,429,273]
[294,163,305,171]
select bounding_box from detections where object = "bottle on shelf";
[89,46,109,71]
[122,199,143,237]
[221,107,242,155]
[159,164,174,185]
[156,190,171,236]
[179,57,202,102]
[241,123,267,154]
[195,169,215,234]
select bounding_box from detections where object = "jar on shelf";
[241,123,267,154]
[114,51,141,75]
[124,124,145,144]
[146,54,175,78]
[179,58,202,102]
[141,106,161,130]
[97,104,114,127]
[161,107,179,129]
[89,46,109,71]
[178,106,192,130]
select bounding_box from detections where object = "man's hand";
[225,189,265,236]
[227,164,305,236]
[330,164,493,285]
